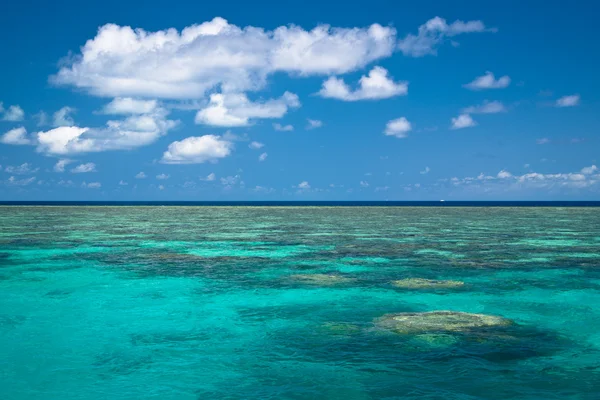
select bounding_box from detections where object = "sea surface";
[1,206,599,399]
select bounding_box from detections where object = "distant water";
[1,206,599,399]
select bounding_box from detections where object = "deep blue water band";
[1,200,600,207]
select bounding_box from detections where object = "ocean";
[1,205,599,399]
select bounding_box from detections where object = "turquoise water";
[1,206,599,399]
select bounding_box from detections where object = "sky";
[0,0,598,200]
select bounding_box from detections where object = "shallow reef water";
[1,206,600,399]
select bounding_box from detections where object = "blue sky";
[0,0,598,200]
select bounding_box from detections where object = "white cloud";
[398,16,494,57]
[53,106,76,127]
[581,165,597,175]
[497,170,512,179]
[6,176,36,186]
[158,185,165,190]
[195,92,299,127]
[298,181,310,189]
[51,18,396,99]
[375,186,390,192]
[536,138,550,145]
[201,172,216,181]
[462,100,507,114]
[273,123,293,131]
[318,66,407,101]
[4,163,39,175]
[451,114,477,129]
[161,135,233,164]
[135,172,147,179]
[35,107,177,155]
[360,180,369,187]
[420,166,430,174]
[306,119,323,130]
[2,105,25,121]
[100,98,158,114]
[1,127,30,145]
[384,117,411,138]
[464,71,510,90]
[556,94,580,107]
[119,180,128,185]
[82,181,101,188]
[71,163,96,173]
[248,141,264,149]
[156,173,170,180]
[54,159,73,172]
[258,152,268,162]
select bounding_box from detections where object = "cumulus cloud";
[464,71,510,90]
[398,16,494,57]
[71,163,96,173]
[161,135,233,164]
[581,165,597,175]
[156,173,170,180]
[306,119,322,130]
[248,141,264,149]
[35,107,177,155]
[384,117,411,138]
[1,127,30,145]
[195,92,300,127]
[258,152,268,161]
[462,100,507,114]
[297,181,310,189]
[53,106,76,127]
[318,66,407,101]
[135,172,146,179]
[119,180,128,185]
[2,105,25,121]
[497,170,512,179]
[54,158,73,172]
[273,123,293,131]
[100,98,158,114]
[451,114,477,129]
[360,180,369,187]
[51,18,396,99]
[4,163,39,175]
[556,94,580,107]
[420,166,430,174]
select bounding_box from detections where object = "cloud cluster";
[51,18,396,99]
[398,16,495,57]
[318,66,407,101]
[3,101,178,155]
[448,165,599,190]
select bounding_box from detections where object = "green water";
[1,206,599,399]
